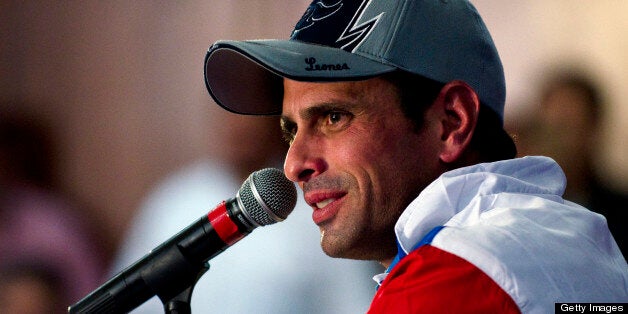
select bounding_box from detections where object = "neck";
[379,257,394,269]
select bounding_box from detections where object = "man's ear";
[436,80,480,164]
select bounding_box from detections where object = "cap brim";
[204,39,395,115]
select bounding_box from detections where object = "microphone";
[68,168,297,313]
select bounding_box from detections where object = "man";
[203,0,628,312]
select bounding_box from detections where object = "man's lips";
[305,191,346,208]
[304,191,347,224]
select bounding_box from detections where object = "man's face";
[281,77,442,263]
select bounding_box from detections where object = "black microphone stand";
[160,263,209,314]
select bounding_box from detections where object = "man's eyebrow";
[281,101,358,131]
[301,102,357,119]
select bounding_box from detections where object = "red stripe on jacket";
[369,245,520,313]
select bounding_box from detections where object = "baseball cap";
[204,0,505,122]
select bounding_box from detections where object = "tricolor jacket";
[369,156,628,313]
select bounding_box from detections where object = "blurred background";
[1,0,626,312]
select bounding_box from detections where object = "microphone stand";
[160,263,210,314]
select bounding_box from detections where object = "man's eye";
[282,128,296,145]
[280,119,297,145]
[327,111,349,125]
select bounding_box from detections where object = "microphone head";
[237,168,297,226]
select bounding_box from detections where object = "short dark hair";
[382,70,517,162]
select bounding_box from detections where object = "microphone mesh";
[238,168,297,226]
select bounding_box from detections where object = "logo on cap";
[294,1,344,32]
[292,0,383,53]
[336,0,383,52]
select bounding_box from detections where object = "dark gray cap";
[204,0,505,121]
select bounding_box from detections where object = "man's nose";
[283,132,327,183]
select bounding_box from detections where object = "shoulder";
[368,245,520,314]
[429,206,628,310]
